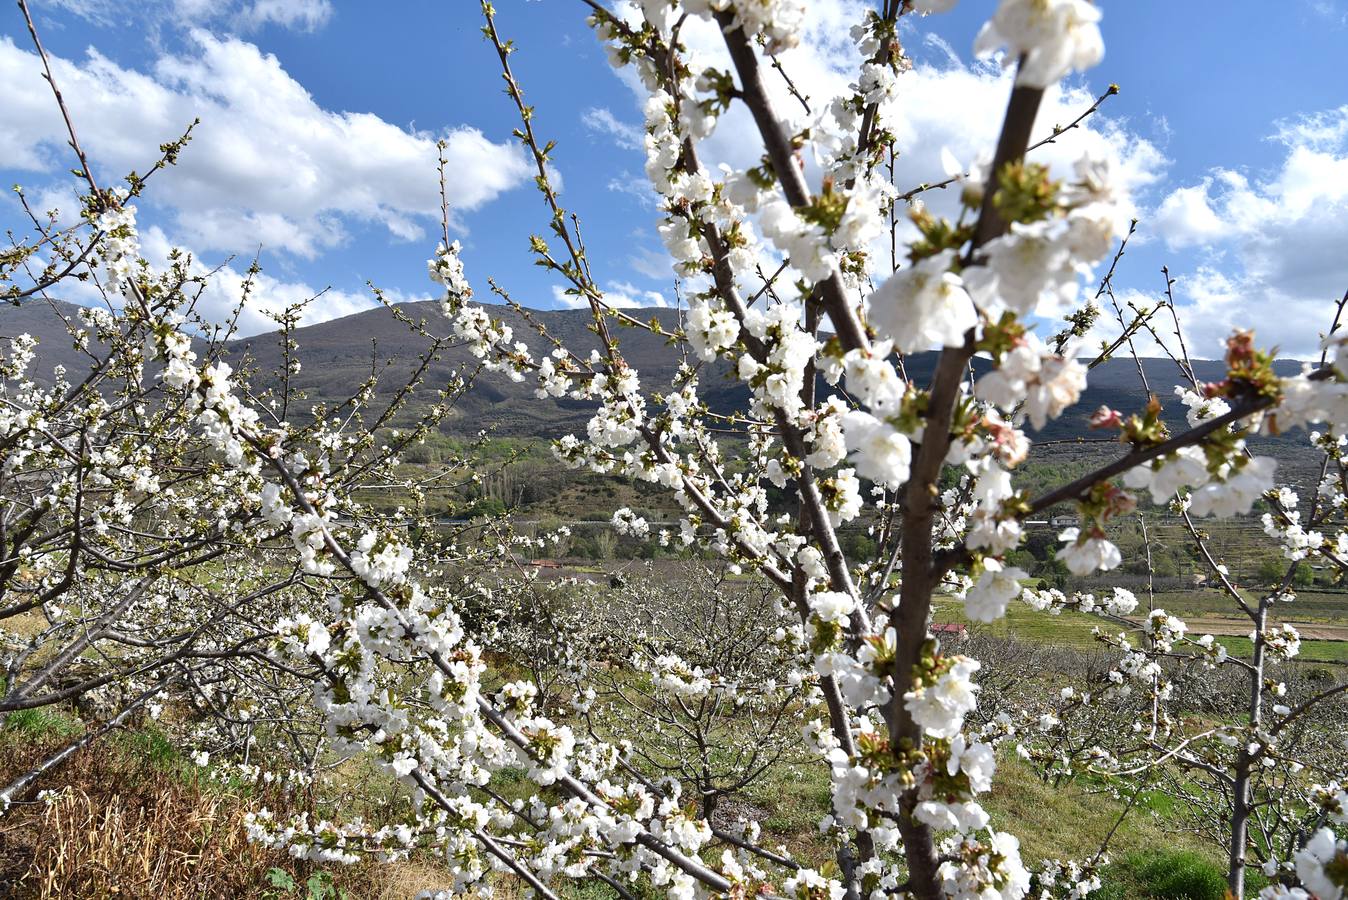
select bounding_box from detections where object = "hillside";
[0,298,1315,447]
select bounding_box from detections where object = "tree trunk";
[1229,599,1269,897]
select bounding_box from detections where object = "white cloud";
[38,0,332,33]
[627,245,673,281]
[1152,106,1348,358]
[550,281,670,310]
[1151,180,1231,248]
[237,0,331,31]
[202,265,375,336]
[582,106,643,150]
[606,171,658,208]
[38,224,380,334]
[0,31,532,259]
[1306,0,1348,26]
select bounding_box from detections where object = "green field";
[934,593,1348,664]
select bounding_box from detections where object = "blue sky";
[2,0,1346,357]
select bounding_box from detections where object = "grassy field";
[933,593,1348,664]
[739,746,1217,862]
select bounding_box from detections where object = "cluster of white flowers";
[914,734,998,834]
[1143,609,1188,652]
[1108,649,1162,694]
[1259,623,1302,661]
[612,507,651,538]
[976,335,1088,431]
[939,830,1032,900]
[867,250,977,354]
[160,326,199,390]
[1022,586,1138,619]
[1279,828,1348,900]
[736,303,825,424]
[974,0,1104,88]
[685,299,740,362]
[1261,488,1329,561]
[429,239,472,307]
[906,656,982,740]
[349,532,414,588]
[1054,527,1121,576]
[965,464,1024,556]
[1187,456,1278,518]
[783,868,847,900]
[94,195,138,295]
[1174,385,1232,427]
[647,653,713,699]
[759,199,842,286]
[964,559,1027,623]
[840,409,912,489]
[1029,858,1104,900]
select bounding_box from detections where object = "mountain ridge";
[0,298,1309,443]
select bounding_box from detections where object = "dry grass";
[0,721,452,899]
[0,722,317,899]
[3,775,471,899]
[18,781,286,898]
[369,860,491,900]
[0,696,514,899]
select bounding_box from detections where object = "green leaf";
[306,873,331,900]
[265,868,296,890]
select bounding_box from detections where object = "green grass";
[973,758,1277,897]
[746,763,832,830]
[1143,588,1348,623]
[116,725,181,768]
[933,595,1348,663]
[737,748,1229,882]
[2,705,82,739]
[934,597,1130,653]
[981,757,1214,864]
[1095,849,1268,899]
[1213,633,1348,663]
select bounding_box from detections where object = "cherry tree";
[0,0,510,822]
[4,1,1348,899]
[411,3,1346,897]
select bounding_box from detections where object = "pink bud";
[1089,406,1122,429]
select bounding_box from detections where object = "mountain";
[0,299,1313,444]
[226,301,726,438]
